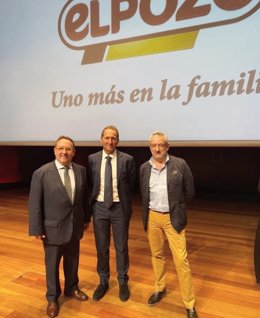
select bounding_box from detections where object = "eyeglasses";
[150,143,167,149]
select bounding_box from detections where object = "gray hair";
[149,131,169,145]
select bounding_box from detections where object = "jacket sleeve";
[83,166,91,223]
[28,170,44,236]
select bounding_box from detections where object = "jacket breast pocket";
[170,170,182,185]
[44,220,58,227]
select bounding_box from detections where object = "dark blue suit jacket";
[88,150,136,217]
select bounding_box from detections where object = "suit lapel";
[92,152,102,197]
[116,151,123,184]
[72,162,80,203]
[50,161,69,201]
[167,159,171,188]
[143,162,151,197]
[51,161,77,203]
[95,151,102,181]
[167,158,175,191]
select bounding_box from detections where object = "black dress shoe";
[65,288,88,301]
[186,308,198,318]
[147,289,166,306]
[93,283,109,301]
[46,301,59,318]
[119,283,130,302]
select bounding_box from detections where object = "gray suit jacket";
[88,150,135,217]
[28,161,90,245]
[140,154,195,233]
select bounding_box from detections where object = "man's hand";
[34,235,46,240]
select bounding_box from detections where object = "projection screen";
[0,0,260,146]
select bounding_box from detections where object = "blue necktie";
[104,156,113,208]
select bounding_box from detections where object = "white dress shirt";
[55,160,76,201]
[97,150,119,203]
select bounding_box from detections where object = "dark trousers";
[93,201,130,285]
[254,219,260,283]
[43,233,80,301]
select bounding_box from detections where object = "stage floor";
[0,188,260,318]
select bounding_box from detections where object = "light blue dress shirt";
[149,155,170,213]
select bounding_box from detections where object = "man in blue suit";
[29,136,90,318]
[88,125,135,302]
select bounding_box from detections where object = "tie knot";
[106,156,111,162]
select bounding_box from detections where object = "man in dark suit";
[139,131,198,318]
[29,136,90,318]
[88,125,135,302]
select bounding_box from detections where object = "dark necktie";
[104,156,113,208]
[64,166,72,202]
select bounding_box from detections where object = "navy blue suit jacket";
[88,150,136,217]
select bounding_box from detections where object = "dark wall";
[1,146,260,195]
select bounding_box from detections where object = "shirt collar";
[55,159,72,170]
[149,154,169,168]
[102,149,117,160]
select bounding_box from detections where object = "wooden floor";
[0,188,260,318]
